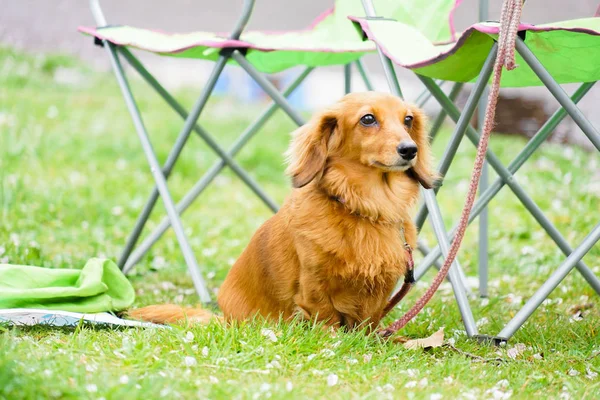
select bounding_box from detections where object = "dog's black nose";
[397,141,417,160]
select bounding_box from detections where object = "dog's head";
[286,92,438,189]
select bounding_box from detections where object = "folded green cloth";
[0,258,135,313]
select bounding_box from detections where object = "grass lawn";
[1,46,599,399]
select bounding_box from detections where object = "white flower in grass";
[285,381,293,392]
[485,379,512,400]
[559,386,571,400]
[184,356,197,367]
[201,346,209,357]
[495,380,509,389]
[327,374,338,386]
[259,383,271,392]
[261,328,278,342]
[490,389,513,399]
[111,206,124,216]
[85,384,97,393]
[209,376,219,384]
[405,381,417,388]
[116,158,127,170]
[382,384,395,392]
[184,331,194,342]
[307,354,316,361]
[266,360,281,369]
[461,390,479,400]
[46,105,59,119]
[321,349,335,358]
[430,393,442,400]
[405,369,419,378]
[119,375,129,384]
[568,368,579,376]
[85,364,97,372]
[586,367,598,379]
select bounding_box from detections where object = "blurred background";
[1,0,599,149]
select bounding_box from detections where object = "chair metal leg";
[355,59,374,91]
[414,81,596,280]
[429,82,463,142]
[415,80,445,108]
[420,75,600,296]
[515,38,600,152]
[119,47,279,212]
[231,51,306,127]
[344,63,352,94]
[361,0,404,99]
[423,189,478,336]
[116,49,281,269]
[102,42,211,303]
[116,54,229,269]
[414,46,497,231]
[122,68,314,273]
[498,222,600,340]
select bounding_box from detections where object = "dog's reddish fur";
[127,92,437,330]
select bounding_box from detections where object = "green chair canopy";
[79,0,459,74]
[350,16,600,87]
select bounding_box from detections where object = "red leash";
[379,0,524,337]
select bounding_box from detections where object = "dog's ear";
[286,108,338,188]
[407,106,441,189]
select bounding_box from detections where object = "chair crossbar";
[102,40,212,303]
[116,49,282,270]
[499,222,600,339]
[121,66,314,273]
[415,81,596,281]
[420,74,600,296]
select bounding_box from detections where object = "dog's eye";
[404,115,414,128]
[360,114,377,127]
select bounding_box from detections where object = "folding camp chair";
[81,0,480,310]
[354,0,600,341]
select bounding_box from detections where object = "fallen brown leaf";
[568,302,593,315]
[403,328,444,350]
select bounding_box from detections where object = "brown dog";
[128,92,437,330]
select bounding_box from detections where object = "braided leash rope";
[379,0,524,338]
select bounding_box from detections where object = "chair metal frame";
[361,0,600,341]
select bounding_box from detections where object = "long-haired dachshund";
[129,92,437,331]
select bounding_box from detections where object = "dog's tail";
[126,304,222,325]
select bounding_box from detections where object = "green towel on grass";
[0,258,135,313]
